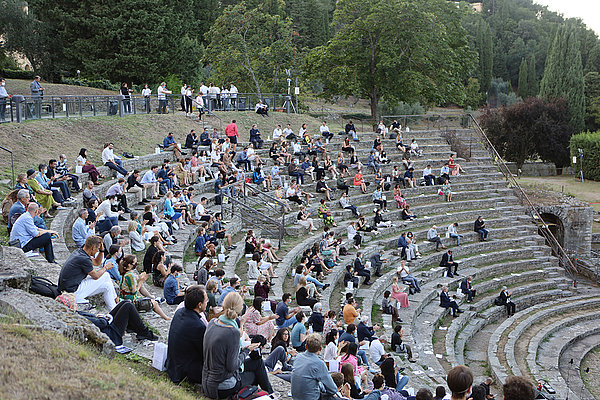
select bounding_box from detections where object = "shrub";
[60,77,120,91]
[570,131,600,181]
[1,68,35,80]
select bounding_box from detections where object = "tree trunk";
[242,29,262,98]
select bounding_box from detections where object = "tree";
[285,0,328,50]
[518,58,528,98]
[527,55,538,97]
[476,19,493,93]
[539,25,586,132]
[584,71,600,130]
[304,0,475,121]
[205,3,297,97]
[480,97,574,168]
[584,44,600,74]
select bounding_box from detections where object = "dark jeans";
[50,180,71,200]
[357,269,370,284]
[96,217,118,235]
[51,188,65,204]
[424,175,435,186]
[289,171,304,185]
[442,300,460,316]
[505,301,516,315]
[22,232,55,263]
[338,184,350,196]
[428,236,443,250]
[265,346,292,382]
[105,160,128,176]
[287,195,302,205]
[144,96,151,113]
[322,132,333,140]
[477,228,489,240]
[64,174,81,191]
[158,99,168,114]
[123,99,131,113]
[373,199,387,209]
[445,262,459,277]
[0,98,6,121]
[250,138,264,149]
[218,357,273,398]
[110,300,148,336]
[464,288,476,302]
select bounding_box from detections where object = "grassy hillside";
[4,79,118,96]
[0,111,329,179]
[0,320,202,400]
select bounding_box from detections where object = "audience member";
[10,202,57,262]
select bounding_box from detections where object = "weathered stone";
[0,246,32,291]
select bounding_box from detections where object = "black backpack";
[30,276,60,299]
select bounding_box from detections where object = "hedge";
[1,68,36,80]
[570,131,600,181]
[60,77,121,91]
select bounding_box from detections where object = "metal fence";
[0,92,290,124]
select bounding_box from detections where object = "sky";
[533,0,600,35]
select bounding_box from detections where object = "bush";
[1,68,35,80]
[570,131,600,180]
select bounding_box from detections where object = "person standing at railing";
[185,85,194,116]
[157,82,172,114]
[30,75,44,119]
[0,77,9,122]
[180,84,187,111]
[141,84,152,113]
[120,83,133,113]
[199,82,209,109]
[229,83,238,110]
[221,86,230,110]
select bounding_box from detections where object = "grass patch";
[0,322,204,400]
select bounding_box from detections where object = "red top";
[225,122,238,137]
[448,157,456,169]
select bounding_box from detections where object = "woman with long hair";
[77,148,104,183]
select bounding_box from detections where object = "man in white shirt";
[282,124,295,140]
[157,82,172,114]
[207,83,219,110]
[97,195,123,227]
[229,83,238,109]
[140,166,160,199]
[101,142,128,176]
[255,100,268,117]
[292,141,304,158]
[427,225,446,251]
[72,209,95,248]
[194,197,213,223]
[180,84,187,111]
[199,82,209,109]
[447,222,462,246]
[141,84,152,113]
[319,121,333,140]
[273,124,283,142]
[369,337,388,366]
[0,77,9,122]
[106,178,130,214]
[423,164,436,186]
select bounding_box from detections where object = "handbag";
[438,189,444,196]
[134,297,153,312]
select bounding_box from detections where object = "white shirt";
[292,142,302,154]
[347,224,357,241]
[195,203,207,219]
[324,341,337,361]
[299,127,307,136]
[221,88,229,98]
[369,339,386,363]
[246,147,256,160]
[141,88,151,96]
[340,197,351,208]
[447,224,457,236]
[200,85,209,95]
[411,142,419,150]
[273,128,282,139]
[286,187,296,198]
[427,227,438,240]
[283,127,293,136]
[158,85,171,99]
[185,88,193,97]
[423,167,432,177]
[96,199,117,220]
[320,125,330,133]
[181,86,187,95]
[229,85,238,97]
[102,147,115,164]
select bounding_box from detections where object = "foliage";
[304,0,475,121]
[518,59,528,98]
[61,78,121,92]
[460,78,485,109]
[480,97,574,168]
[487,77,517,107]
[584,72,600,131]
[205,2,297,97]
[540,24,586,133]
[1,0,203,84]
[474,18,493,93]
[527,55,538,97]
[285,0,329,50]
[570,131,600,181]
[1,68,35,80]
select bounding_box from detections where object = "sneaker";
[155,297,166,304]
[137,330,159,342]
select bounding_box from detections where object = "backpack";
[30,276,60,299]
[494,296,503,306]
[338,246,349,256]
[234,385,269,400]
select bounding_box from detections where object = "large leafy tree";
[540,25,586,133]
[204,2,297,97]
[304,0,475,121]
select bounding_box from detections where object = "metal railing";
[0,91,290,124]
[217,179,287,248]
[464,113,580,280]
[0,146,15,187]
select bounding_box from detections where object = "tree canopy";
[304,0,475,120]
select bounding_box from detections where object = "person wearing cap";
[10,202,57,262]
[446,365,473,400]
[26,169,62,212]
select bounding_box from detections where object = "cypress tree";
[527,55,538,97]
[540,25,586,132]
[477,19,493,93]
[518,58,528,98]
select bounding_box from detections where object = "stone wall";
[535,202,594,255]
[506,162,573,177]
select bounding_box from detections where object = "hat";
[26,169,36,177]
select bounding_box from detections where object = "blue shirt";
[10,212,39,248]
[218,286,236,306]
[275,301,289,326]
[141,170,157,184]
[103,257,121,282]
[290,351,337,400]
[164,198,175,217]
[35,172,51,189]
[163,136,175,148]
[290,322,306,347]
[72,217,93,248]
[164,274,180,304]
[194,235,206,253]
[8,202,26,229]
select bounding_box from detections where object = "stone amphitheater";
[1,113,598,400]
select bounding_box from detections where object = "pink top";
[340,353,365,376]
[190,156,199,167]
